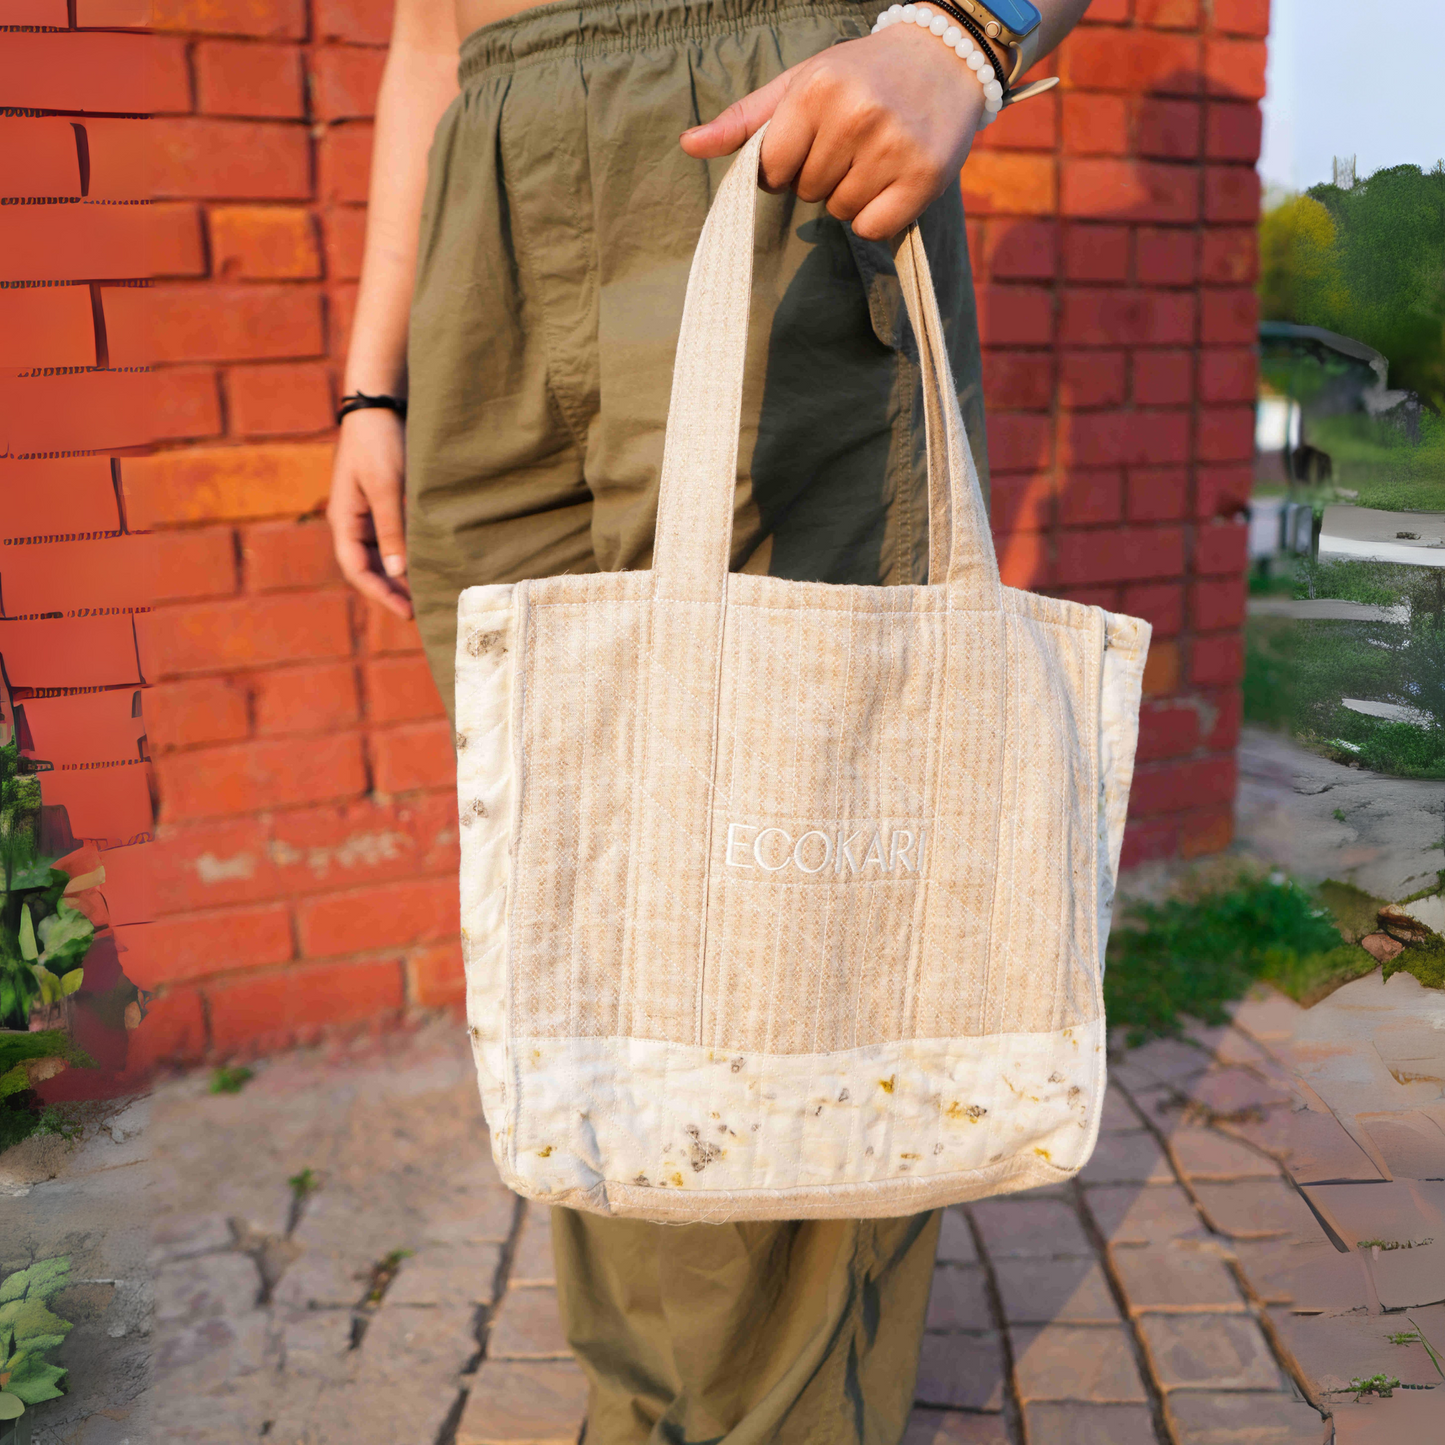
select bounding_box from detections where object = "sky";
[1258,0,1445,194]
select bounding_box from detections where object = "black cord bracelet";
[336,391,408,425]
[926,0,1013,103]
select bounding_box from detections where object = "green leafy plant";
[1105,872,1374,1042]
[0,1257,74,1419]
[287,1167,319,1202]
[0,744,95,1032]
[1406,1315,1445,1382]
[364,1249,413,1305]
[0,1032,94,1153]
[1346,1373,1399,1401]
[209,1066,254,1096]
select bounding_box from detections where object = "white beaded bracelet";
[871,4,1006,126]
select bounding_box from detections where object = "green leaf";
[0,1065,29,1102]
[4,861,58,892]
[16,906,36,963]
[16,1259,70,1302]
[30,967,61,1008]
[0,1391,24,1420]
[7,1299,70,1350]
[2,1353,66,1405]
[36,902,93,971]
[60,968,83,997]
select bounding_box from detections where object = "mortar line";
[961,1206,1026,1445]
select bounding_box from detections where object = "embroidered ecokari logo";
[724,822,925,878]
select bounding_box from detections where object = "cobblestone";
[991,1258,1120,1325]
[1165,1391,1327,1445]
[1168,1128,1282,1181]
[1009,1324,1149,1402]
[385,1240,504,1307]
[1192,1181,1321,1241]
[1083,1184,1211,1245]
[926,1264,993,1330]
[488,1285,572,1360]
[901,1409,1010,1444]
[1109,1243,1246,1313]
[1078,1132,1176,1185]
[1136,1313,1284,1390]
[914,1331,1007,1410]
[457,1359,589,1444]
[511,1204,556,1286]
[937,1206,978,1263]
[1020,1402,1158,1445]
[971,1198,1094,1258]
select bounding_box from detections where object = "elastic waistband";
[459,0,871,80]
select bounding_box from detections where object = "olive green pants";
[406,1,988,1438]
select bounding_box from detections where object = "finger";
[363,473,409,580]
[679,66,798,158]
[849,179,936,242]
[756,82,822,194]
[331,526,413,618]
[792,137,857,207]
[821,163,872,224]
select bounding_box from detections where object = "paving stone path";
[4,973,1441,1445]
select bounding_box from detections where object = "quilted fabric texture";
[456,127,1150,1221]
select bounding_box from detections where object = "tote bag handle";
[652,124,1001,605]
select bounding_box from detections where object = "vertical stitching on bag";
[693,592,729,1046]
[504,585,531,1174]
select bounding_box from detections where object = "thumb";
[679,66,799,158]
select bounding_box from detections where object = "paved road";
[10,988,1441,1445]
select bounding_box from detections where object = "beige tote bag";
[455,127,1151,1223]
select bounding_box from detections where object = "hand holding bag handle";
[651,123,1002,605]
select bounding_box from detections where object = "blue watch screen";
[983,0,1042,35]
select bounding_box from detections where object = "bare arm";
[682,0,1092,241]
[326,0,459,620]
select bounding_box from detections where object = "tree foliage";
[1259,163,1445,409]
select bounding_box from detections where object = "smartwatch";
[953,0,1043,86]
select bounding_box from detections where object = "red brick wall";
[1,0,1266,1065]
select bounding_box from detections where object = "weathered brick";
[976,285,1054,346]
[147,677,250,751]
[973,89,1057,152]
[253,662,359,735]
[1209,0,1270,36]
[158,733,367,821]
[268,793,459,893]
[973,1198,1094,1258]
[0,118,84,199]
[0,33,191,113]
[1127,467,1188,522]
[364,655,445,724]
[82,117,161,201]
[1131,351,1193,406]
[1190,633,1244,686]
[1,203,204,281]
[1121,815,1181,868]
[1062,225,1130,282]
[155,365,225,442]
[125,442,334,526]
[318,123,373,203]
[1122,582,1183,637]
[206,958,404,1054]
[1141,638,1180,694]
[370,720,455,794]
[987,412,1053,473]
[327,280,359,357]
[1205,164,1261,224]
[1010,1325,1148,1402]
[0,370,158,453]
[1197,405,1255,462]
[314,0,392,44]
[323,205,367,280]
[1059,410,1190,467]
[960,151,1057,217]
[1196,464,1251,519]
[456,1360,589,1445]
[297,875,458,958]
[363,602,425,655]
[1062,92,1129,155]
[982,351,1054,411]
[1078,0,1129,20]
[154,119,310,200]
[310,45,387,119]
[994,1258,1121,1325]
[1128,755,1237,816]
[195,40,306,118]
[125,902,294,987]
[407,941,464,1010]
[1206,101,1263,162]
[1136,227,1198,286]
[147,592,352,674]
[151,0,306,38]
[996,529,1051,589]
[1056,525,1185,584]
[914,1333,1006,1411]
[1201,227,1258,284]
[1136,97,1202,159]
[0,286,97,370]
[1136,703,1201,762]
[1203,38,1267,101]
[241,519,341,590]
[116,986,208,1076]
[227,361,335,436]
[210,206,322,279]
[1197,347,1256,403]
[1020,1406,1155,1445]
[106,284,324,365]
[1060,351,1126,409]
[982,220,1056,280]
[1200,287,1258,344]
[1062,30,1201,94]
[1136,0,1198,28]
[1137,1314,1281,1389]
[1196,520,1254,575]
[1061,160,1199,223]
[142,527,239,601]
[1112,1243,1246,1313]
[1060,289,1196,346]
[1058,470,1124,526]
[989,475,1053,535]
